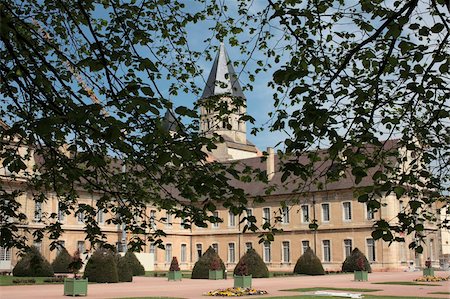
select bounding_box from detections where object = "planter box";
[64,278,88,296]
[209,270,224,280]
[354,271,368,281]
[423,268,434,276]
[168,271,182,281]
[233,275,252,288]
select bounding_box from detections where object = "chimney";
[267,147,275,180]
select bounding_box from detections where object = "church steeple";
[201,43,245,100]
[200,43,247,145]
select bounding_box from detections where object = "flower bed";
[414,276,449,282]
[206,287,268,296]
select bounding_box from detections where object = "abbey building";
[0,44,444,273]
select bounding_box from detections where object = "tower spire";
[201,43,245,99]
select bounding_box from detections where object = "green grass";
[265,296,445,299]
[144,271,192,278]
[114,297,183,299]
[282,287,380,293]
[372,281,442,286]
[428,292,450,295]
[0,276,64,286]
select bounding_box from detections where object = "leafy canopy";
[0,0,449,254]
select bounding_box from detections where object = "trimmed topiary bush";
[233,248,269,278]
[83,248,118,283]
[191,246,225,279]
[293,247,325,275]
[117,255,133,282]
[13,246,54,277]
[123,251,145,276]
[342,248,372,273]
[51,248,72,273]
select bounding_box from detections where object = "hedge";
[293,247,325,275]
[342,247,372,273]
[13,246,54,277]
[233,248,269,278]
[191,246,225,279]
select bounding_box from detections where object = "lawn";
[372,281,442,286]
[115,296,445,299]
[282,287,381,293]
[0,276,64,286]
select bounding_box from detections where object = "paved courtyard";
[0,271,449,299]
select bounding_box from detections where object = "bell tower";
[199,43,259,161]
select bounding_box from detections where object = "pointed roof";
[201,43,245,99]
[162,109,179,133]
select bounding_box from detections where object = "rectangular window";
[400,242,407,262]
[343,202,352,220]
[77,241,85,253]
[282,241,290,263]
[301,205,309,223]
[323,240,331,262]
[263,242,271,263]
[228,243,235,263]
[196,244,202,260]
[150,210,156,229]
[245,242,252,251]
[213,211,219,228]
[165,212,172,228]
[77,211,85,223]
[246,209,253,225]
[228,211,236,227]
[96,210,104,224]
[56,240,65,254]
[33,241,42,252]
[367,239,376,262]
[367,204,374,220]
[57,202,65,222]
[165,244,172,263]
[0,247,11,261]
[149,244,155,254]
[322,203,330,222]
[282,206,290,224]
[344,239,352,258]
[212,243,219,254]
[263,208,270,224]
[302,240,310,254]
[429,239,434,260]
[34,202,42,221]
[181,244,187,263]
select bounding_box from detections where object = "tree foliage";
[342,248,372,273]
[83,248,118,283]
[51,247,72,273]
[13,246,54,277]
[123,251,145,276]
[233,248,269,278]
[293,247,325,276]
[0,0,449,253]
[191,246,225,279]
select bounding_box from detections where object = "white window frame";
[344,239,352,259]
[263,207,271,224]
[96,209,104,224]
[0,246,11,261]
[343,202,352,221]
[180,243,187,263]
[367,238,376,262]
[165,212,172,228]
[77,241,85,253]
[77,210,85,224]
[212,211,219,228]
[228,211,236,227]
[228,243,236,263]
[323,240,331,262]
[263,242,271,263]
[301,205,309,223]
[245,242,252,251]
[302,240,310,254]
[366,203,375,220]
[149,210,156,229]
[196,243,203,261]
[57,201,65,222]
[282,241,290,263]
[34,201,42,221]
[282,206,290,224]
[211,243,219,254]
[246,208,253,225]
[321,203,330,222]
[165,243,172,263]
